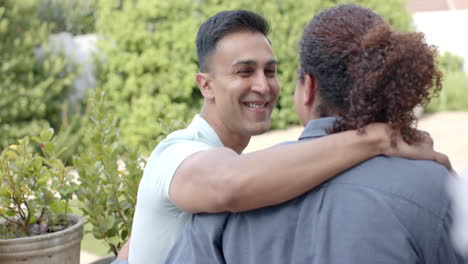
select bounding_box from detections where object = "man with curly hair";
[164,5,465,264]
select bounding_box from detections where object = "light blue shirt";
[165,117,466,264]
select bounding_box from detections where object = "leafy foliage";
[0,0,76,149]
[425,52,468,112]
[95,0,198,154]
[426,71,468,112]
[439,52,465,74]
[38,0,97,34]
[73,89,145,256]
[0,128,77,238]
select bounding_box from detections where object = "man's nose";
[252,72,269,94]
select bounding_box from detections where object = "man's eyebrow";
[232,59,279,67]
[232,59,256,67]
[266,59,279,66]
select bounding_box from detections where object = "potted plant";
[0,128,83,264]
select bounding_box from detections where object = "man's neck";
[200,110,250,154]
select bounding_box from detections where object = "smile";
[245,102,267,109]
[242,101,271,115]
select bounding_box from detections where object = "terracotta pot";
[0,214,84,264]
[90,255,115,264]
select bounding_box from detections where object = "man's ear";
[196,73,214,99]
[304,74,315,106]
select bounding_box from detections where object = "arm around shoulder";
[170,123,450,214]
[170,127,381,213]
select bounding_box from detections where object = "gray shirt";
[164,117,466,264]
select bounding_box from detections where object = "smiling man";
[193,29,280,154]
[112,10,450,264]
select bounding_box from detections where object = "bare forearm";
[221,129,382,212]
[172,123,446,213]
[116,240,130,260]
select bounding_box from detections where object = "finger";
[426,135,434,148]
[434,151,453,172]
[419,130,434,148]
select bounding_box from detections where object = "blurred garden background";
[0,0,467,262]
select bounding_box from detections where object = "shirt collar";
[298,117,337,141]
[188,114,224,147]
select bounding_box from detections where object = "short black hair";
[196,10,270,72]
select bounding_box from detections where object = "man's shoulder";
[330,156,451,218]
[152,116,222,157]
[138,125,216,193]
[152,126,212,155]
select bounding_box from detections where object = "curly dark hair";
[299,4,442,144]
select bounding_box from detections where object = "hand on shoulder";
[365,123,453,172]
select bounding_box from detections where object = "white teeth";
[246,103,264,109]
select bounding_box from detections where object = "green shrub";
[426,71,468,112]
[0,0,76,149]
[73,89,145,255]
[425,52,468,112]
[38,0,97,34]
[95,0,199,154]
[439,52,464,73]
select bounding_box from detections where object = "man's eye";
[238,69,253,75]
[265,69,277,76]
